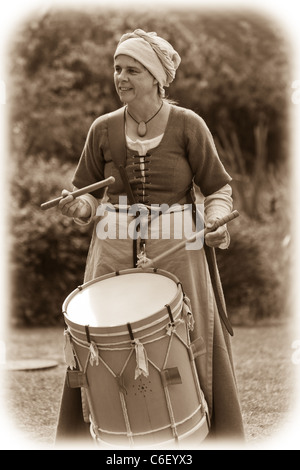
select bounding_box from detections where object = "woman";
[56,29,244,446]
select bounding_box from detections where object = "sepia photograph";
[0,0,299,452]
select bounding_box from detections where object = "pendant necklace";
[126,102,164,137]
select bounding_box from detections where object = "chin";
[117,94,128,105]
[118,90,135,103]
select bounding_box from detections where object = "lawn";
[0,320,299,450]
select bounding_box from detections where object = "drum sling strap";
[107,107,233,336]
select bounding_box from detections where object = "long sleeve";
[204,184,233,249]
[204,184,233,220]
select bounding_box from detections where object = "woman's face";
[114,55,158,104]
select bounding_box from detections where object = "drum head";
[65,271,178,327]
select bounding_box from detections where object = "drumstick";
[141,210,239,268]
[40,176,115,210]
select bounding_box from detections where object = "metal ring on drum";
[62,268,210,448]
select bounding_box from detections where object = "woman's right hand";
[58,190,92,219]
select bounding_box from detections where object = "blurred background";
[5,5,292,327]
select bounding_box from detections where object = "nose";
[118,69,128,82]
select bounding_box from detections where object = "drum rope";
[65,323,191,387]
[90,346,134,379]
[69,330,165,351]
[162,330,173,370]
[171,330,190,350]
[163,384,179,441]
[158,329,178,440]
[68,318,189,355]
[119,391,134,446]
[120,349,135,376]
[186,347,210,425]
[67,309,184,350]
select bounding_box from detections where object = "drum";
[62,268,209,448]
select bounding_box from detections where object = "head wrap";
[114,29,181,97]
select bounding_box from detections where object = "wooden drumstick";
[141,210,239,268]
[40,176,115,210]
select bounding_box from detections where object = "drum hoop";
[91,403,204,437]
[91,413,209,449]
[63,268,181,303]
[62,268,183,335]
[67,296,183,349]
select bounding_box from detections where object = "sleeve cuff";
[73,194,98,226]
[204,183,233,221]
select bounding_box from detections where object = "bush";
[217,209,291,324]
[9,157,91,325]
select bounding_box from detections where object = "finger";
[205,226,227,247]
[61,189,71,197]
[206,239,222,248]
[59,197,77,215]
[205,237,225,247]
[205,221,214,229]
[64,200,84,217]
[205,225,226,239]
[206,219,227,231]
[205,217,220,228]
[58,190,74,211]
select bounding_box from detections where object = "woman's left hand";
[205,219,229,248]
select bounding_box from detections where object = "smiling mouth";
[119,87,132,92]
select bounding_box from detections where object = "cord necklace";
[126,101,164,137]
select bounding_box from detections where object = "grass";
[0,320,298,450]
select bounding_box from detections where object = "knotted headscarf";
[114,29,181,97]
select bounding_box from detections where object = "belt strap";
[107,107,127,167]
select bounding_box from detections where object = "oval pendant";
[137,121,147,137]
